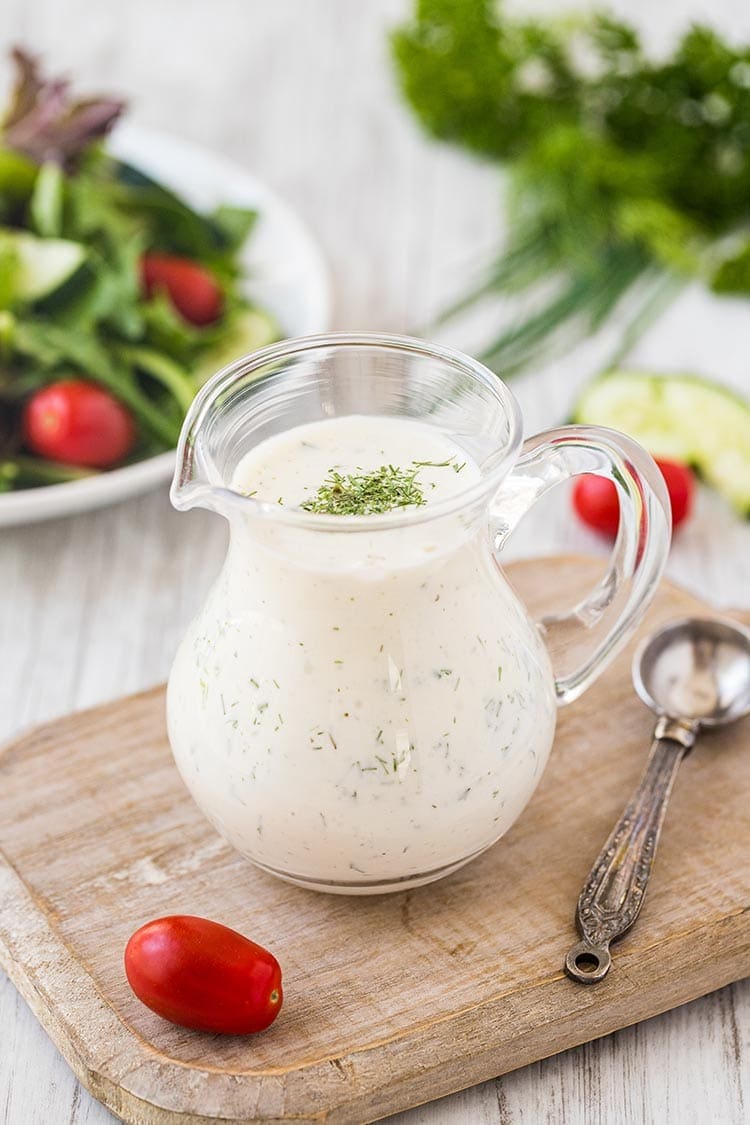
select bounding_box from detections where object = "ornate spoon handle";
[565,717,696,983]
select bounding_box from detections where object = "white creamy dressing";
[232,414,478,509]
[167,415,557,891]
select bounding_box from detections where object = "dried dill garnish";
[300,464,427,515]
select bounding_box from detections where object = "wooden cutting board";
[1,556,749,1125]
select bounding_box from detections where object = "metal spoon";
[565,616,750,984]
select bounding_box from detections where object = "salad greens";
[0,48,278,489]
[392,1,750,376]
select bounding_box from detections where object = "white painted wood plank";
[1,1,748,1123]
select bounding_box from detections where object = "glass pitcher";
[168,333,670,894]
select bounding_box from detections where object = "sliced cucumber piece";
[194,307,279,385]
[0,228,87,302]
[574,371,750,516]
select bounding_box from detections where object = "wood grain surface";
[1,557,748,1125]
[2,2,750,1124]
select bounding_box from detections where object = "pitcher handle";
[492,425,672,706]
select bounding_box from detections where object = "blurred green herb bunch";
[393,0,750,375]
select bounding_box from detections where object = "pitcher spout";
[170,429,215,512]
[169,350,255,514]
[169,338,296,515]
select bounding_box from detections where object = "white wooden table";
[1,2,749,1122]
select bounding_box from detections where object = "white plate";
[0,124,331,528]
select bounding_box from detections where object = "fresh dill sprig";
[392,2,750,376]
[300,464,427,515]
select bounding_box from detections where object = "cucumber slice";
[0,228,87,302]
[573,371,750,516]
[194,308,279,384]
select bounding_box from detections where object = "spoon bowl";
[633,617,750,728]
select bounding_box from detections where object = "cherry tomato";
[23,379,136,468]
[141,252,223,326]
[573,457,694,538]
[124,915,282,1034]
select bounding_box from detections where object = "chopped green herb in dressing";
[300,464,427,516]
